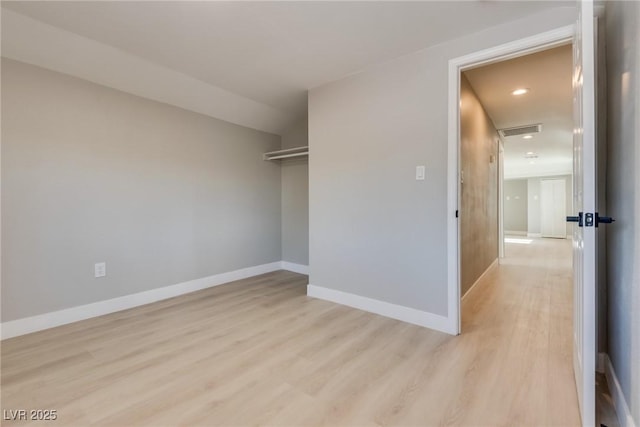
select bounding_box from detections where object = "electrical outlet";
[94,262,106,278]
[416,165,426,181]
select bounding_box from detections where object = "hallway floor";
[461,236,580,425]
[2,238,581,426]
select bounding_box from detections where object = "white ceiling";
[2,1,574,135]
[464,44,574,179]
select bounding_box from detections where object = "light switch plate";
[416,165,426,180]
[95,262,106,278]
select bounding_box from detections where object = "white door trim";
[446,25,574,335]
[498,140,505,258]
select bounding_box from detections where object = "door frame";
[446,25,575,335]
[498,140,505,258]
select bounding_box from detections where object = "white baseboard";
[280,262,309,275]
[603,352,637,427]
[505,230,527,236]
[462,258,498,300]
[1,261,282,340]
[527,232,542,238]
[306,284,455,335]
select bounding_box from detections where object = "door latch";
[585,212,594,227]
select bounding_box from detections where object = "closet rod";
[263,146,308,161]
[264,152,308,160]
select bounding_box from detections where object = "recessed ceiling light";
[523,135,533,139]
[529,160,535,164]
[512,88,530,96]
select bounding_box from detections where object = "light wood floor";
[2,238,581,426]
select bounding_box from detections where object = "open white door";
[569,1,596,425]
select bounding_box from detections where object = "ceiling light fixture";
[523,135,533,139]
[512,88,530,96]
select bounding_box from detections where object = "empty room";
[1,1,638,426]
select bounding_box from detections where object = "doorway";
[454,32,580,424]
[448,5,602,424]
[465,43,575,254]
[446,26,576,331]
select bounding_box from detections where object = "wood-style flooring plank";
[2,242,582,426]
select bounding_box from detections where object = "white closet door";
[540,179,566,238]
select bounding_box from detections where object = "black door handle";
[595,213,615,227]
[567,212,583,227]
[566,212,614,228]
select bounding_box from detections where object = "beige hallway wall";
[460,75,499,296]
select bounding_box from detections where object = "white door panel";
[571,1,596,425]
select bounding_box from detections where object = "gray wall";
[504,179,528,234]
[605,1,640,423]
[1,59,282,322]
[281,118,309,266]
[308,7,576,316]
[460,75,498,296]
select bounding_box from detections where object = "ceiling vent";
[498,123,542,138]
